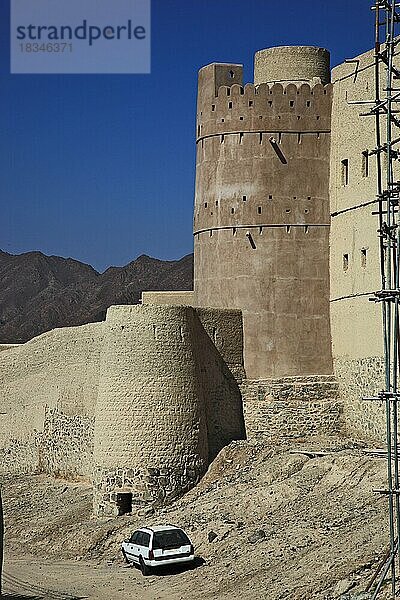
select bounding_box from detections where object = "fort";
[0,44,392,517]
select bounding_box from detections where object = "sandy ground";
[0,436,396,599]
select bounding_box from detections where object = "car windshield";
[152,529,190,550]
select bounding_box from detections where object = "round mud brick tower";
[193,47,333,379]
[254,46,330,86]
[92,305,209,517]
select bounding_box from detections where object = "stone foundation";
[93,460,204,517]
[241,375,343,441]
[334,356,386,442]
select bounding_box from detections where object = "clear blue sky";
[0,0,374,272]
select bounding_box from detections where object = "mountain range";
[0,250,193,343]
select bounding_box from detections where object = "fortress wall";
[329,47,399,441]
[0,323,103,476]
[241,375,342,441]
[194,58,333,380]
[141,291,194,306]
[93,304,245,516]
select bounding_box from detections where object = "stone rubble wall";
[241,375,343,441]
[0,323,103,477]
[334,356,386,442]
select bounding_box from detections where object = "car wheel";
[139,556,151,576]
[121,548,129,564]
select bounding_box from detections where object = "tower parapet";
[193,47,333,380]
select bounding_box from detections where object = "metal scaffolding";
[364,1,400,597]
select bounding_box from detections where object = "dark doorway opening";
[116,493,132,516]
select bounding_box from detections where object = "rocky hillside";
[0,435,392,599]
[0,250,193,343]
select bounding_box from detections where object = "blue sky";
[0,0,374,272]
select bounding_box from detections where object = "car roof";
[139,524,182,533]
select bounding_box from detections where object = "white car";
[121,525,195,575]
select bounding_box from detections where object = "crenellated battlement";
[197,81,333,140]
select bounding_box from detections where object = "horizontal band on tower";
[193,223,330,235]
[196,129,330,144]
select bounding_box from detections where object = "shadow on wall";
[191,309,247,461]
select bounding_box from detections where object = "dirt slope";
[0,436,393,599]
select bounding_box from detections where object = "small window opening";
[233,227,237,236]
[361,248,367,268]
[269,194,273,200]
[211,104,216,111]
[229,70,235,78]
[117,493,132,516]
[210,230,213,237]
[307,196,311,200]
[298,133,302,144]
[227,89,231,96]
[259,132,263,144]
[341,159,349,186]
[278,132,282,143]
[204,202,207,208]
[249,100,253,107]
[306,100,311,107]
[316,115,320,120]
[297,115,301,120]
[231,207,235,214]
[259,226,263,235]
[228,101,233,109]
[304,225,309,234]
[286,208,291,213]
[362,150,369,177]
[239,116,244,120]
[197,125,201,137]
[258,206,262,214]
[216,200,219,207]
[268,100,273,107]
[239,132,244,144]
[220,134,225,143]
[286,225,291,234]
[304,209,309,214]
[243,195,247,202]
[289,100,294,107]
[221,118,225,122]
[343,253,349,271]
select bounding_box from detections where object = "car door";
[138,532,151,561]
[125,531,141,564]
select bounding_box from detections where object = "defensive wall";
[0,304,246,516]
[0,322,103,478]
[193,47,333,381]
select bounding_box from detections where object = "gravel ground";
[0,435,395,599]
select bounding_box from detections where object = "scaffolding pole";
[365,1,400,598]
